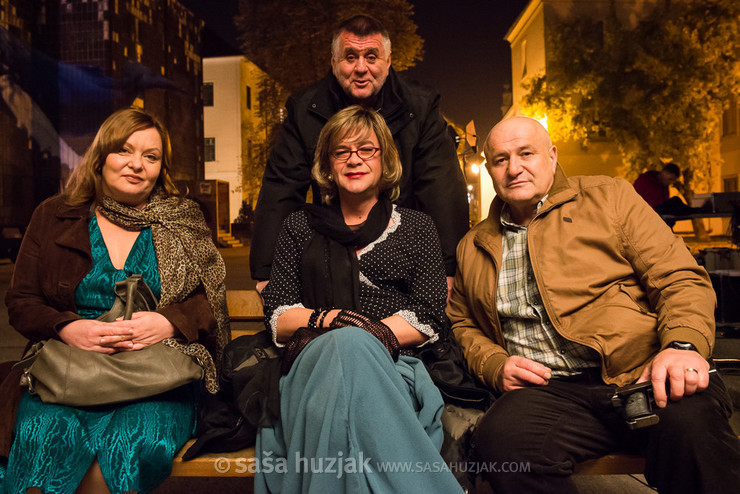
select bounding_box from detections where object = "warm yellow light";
[467,185,473,191]
[537,115,548,130]
[471,164,480,175]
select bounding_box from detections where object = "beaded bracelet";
[317,309,330,329]
[307,308,323,330]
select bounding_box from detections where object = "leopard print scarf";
[96,189,229,393]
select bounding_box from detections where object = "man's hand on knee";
[638,348,710,408]
[497,355,552,392]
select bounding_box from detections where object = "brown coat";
[1,195,218,457]
[447,166,716,393]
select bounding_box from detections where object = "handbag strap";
[123,275,138,320]
[97,274,158,323]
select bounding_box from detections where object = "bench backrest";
[226,289,264,339]
[226,290,263,321]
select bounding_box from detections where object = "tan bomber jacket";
[447,166,716,392]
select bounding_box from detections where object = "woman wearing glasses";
[257,105,463,493]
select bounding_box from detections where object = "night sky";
[404,1,530,137]
[180,0,531,138]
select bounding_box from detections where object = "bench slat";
[231,328,262,339]
[226,290,263,322]
[171,439,256,477]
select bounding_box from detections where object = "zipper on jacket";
[526,212,606,368]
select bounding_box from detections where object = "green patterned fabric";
[76,214,161,318]
[97,190,229,386]
[1,216,196,494]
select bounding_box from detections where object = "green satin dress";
[1,215,196,494]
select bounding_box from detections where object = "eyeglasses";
[331,146,380,162]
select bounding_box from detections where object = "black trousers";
[472,371,740,494]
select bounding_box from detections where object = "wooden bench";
[170,289,648,479]
[170,289,262,478]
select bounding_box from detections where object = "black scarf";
[301,195,392,310]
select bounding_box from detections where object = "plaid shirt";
[497,201,600,376]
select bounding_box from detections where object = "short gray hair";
[331,14,391,60]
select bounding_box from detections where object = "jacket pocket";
[616,282,653,315]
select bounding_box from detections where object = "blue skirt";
[1,385,196,494]
[255,327,464,493]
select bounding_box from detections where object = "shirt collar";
[500,194,549,229]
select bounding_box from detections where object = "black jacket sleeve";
[406,91,469,276]
[249,94,317,281]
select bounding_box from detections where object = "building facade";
[203,55,275,224]
[0,0,51,226]
[504,0,738,195]
[0,0,205,226]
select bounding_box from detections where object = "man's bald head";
[483,117,552,159]
[483,116,558,226]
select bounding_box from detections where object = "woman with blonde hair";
[3,107,228,493]
[257,105,463,493]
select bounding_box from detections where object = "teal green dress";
[1,216,197,494]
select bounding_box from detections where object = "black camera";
[611,369,716,430]
[611,380,660,429]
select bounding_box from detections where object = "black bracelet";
[307,308,323,330]
[317,309,330,329]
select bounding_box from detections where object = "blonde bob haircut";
[312,105,402,204]
[64,107,179,207]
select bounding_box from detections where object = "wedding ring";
[685,368,699,374]
[99,337,105,345]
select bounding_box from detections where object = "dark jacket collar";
[309,69,410,133]
[52,196,93,253]
[53,197,92,219]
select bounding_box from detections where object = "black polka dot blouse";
[262,205,449,347]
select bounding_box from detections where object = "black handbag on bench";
[182,330,281,459]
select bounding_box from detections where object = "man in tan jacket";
[447,116,740,494]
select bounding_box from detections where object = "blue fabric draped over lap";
[255,327,464,494]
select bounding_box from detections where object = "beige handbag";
[15,275,204,406]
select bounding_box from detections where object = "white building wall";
[204,56,245,224]
[507,1,546,121]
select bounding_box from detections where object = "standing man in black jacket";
[250,14,469,296]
